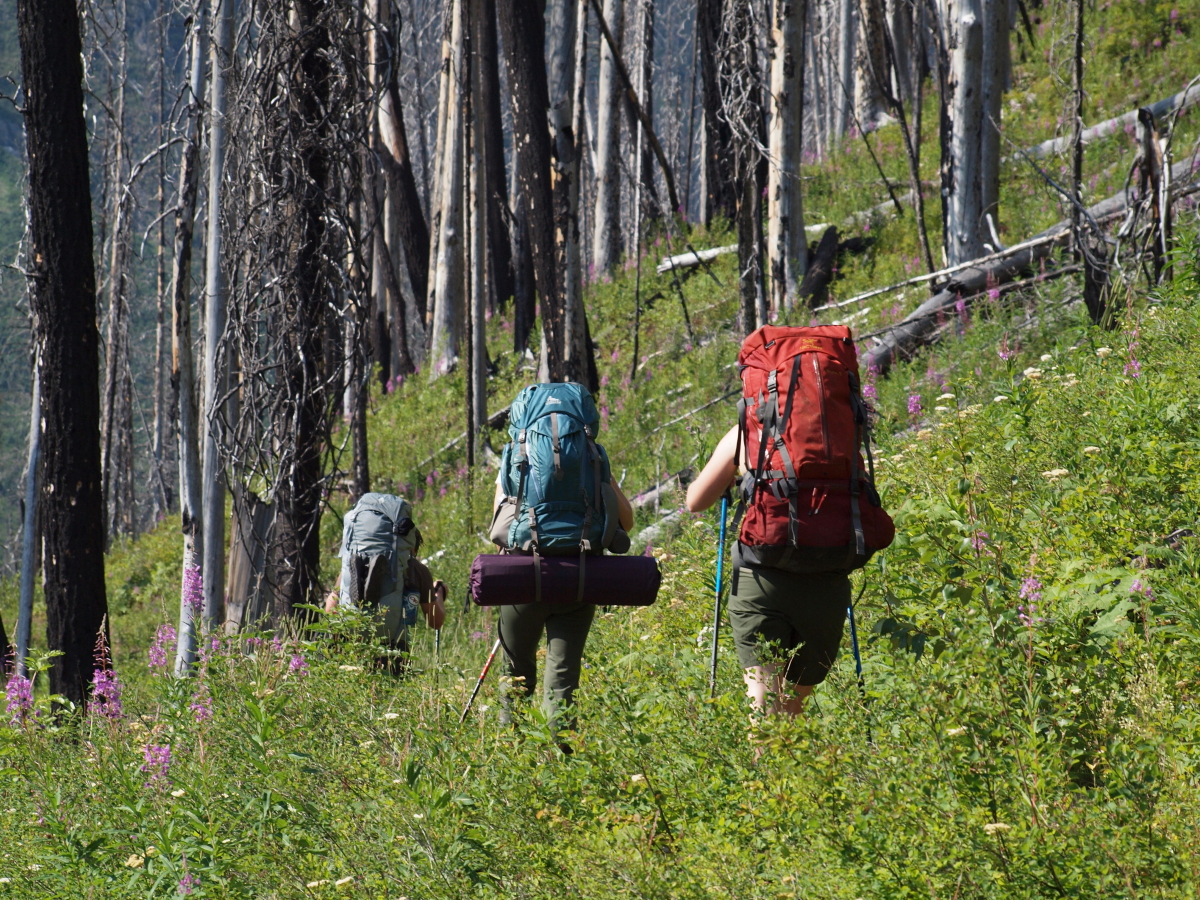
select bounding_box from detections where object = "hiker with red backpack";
[686,326,894,717]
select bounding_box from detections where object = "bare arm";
[686,425,740,513]
[421,580,447,630]
[324,569,342,614]
[611,480,634,531]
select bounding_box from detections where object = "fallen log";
[416,405,511,471]
[1016,79,1200,162]
[655,223,831,274]
[864,157,1200,375]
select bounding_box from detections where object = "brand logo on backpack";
[733,326,894,574]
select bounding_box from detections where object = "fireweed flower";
[1019,576,1043,604]
[5,674,33,725]
[183,565,204,621]
[142,744,172,788]
[149,624,177,672]
[1017,603,1043,628]
[289,652,309,677]
[189,685,213,724]
[971,531,991,553]
[907,394,922,418]
[91,668,124,719]
[998,335,1014,361]
[1131,579,1155,600]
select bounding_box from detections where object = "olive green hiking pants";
[498,601,595,724]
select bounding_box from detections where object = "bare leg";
[743,665,813,717]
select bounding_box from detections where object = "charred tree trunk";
[549,0,590,384]
[18,0,109,704]
[698,0,737,224]
[768,0,808,313]
[499,0,566,380]
[980,0,1007,231]
[478,0,514,308]
[274,0,333,618]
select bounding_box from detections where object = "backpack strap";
[550,412,564,481]
[776,355,802,545]
[515,429,530,510]
[516,428,542,601]
[848,374,867,558]
[577,439,594,603]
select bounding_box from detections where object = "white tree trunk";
[201,0,233,633]
[468,0,487,443]
[945,0,984,265]
[593,0,623,275]
[834,0,856,140]
[428,0,465,376]
[173,5,206,674]
[980,0,1008,230]
[769,0,807,313]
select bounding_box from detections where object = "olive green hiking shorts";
[728,565,850,686]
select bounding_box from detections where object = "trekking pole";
[846,601,872,744]
[708,492,730,698]
[458,638,501,724]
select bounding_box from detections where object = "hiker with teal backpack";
[325,493,447,673]
[687,326,894,719]
[489,383,634,733]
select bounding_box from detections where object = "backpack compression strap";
[847,373,867,558]
[516,428,542,603]
[550,413,564,482]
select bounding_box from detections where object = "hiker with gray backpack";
[485,383,634,733]
[325,493,446,672]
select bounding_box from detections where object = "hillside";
[3,214,1200,895]
[5,2,1200,897]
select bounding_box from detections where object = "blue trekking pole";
[846,600,871,743]
[709,492,730,698]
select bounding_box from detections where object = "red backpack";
[734,325,894,573]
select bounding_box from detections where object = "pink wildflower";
[5,674,33,725]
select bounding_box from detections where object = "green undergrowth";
[5,248,1200,898]
[7,3,1200,892]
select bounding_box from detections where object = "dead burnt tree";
[171,3,206,672]
[375,0,430,355]
[498,0,567,380]
[218,0,372,621]
[698,0,738,224]
[477,0,514,308]
[17,0,110,703]
[719,0,769,333]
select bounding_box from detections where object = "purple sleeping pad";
[469,553,662,607]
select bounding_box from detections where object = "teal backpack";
[490,383,630,565]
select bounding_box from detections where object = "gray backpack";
[340,493,420,609]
